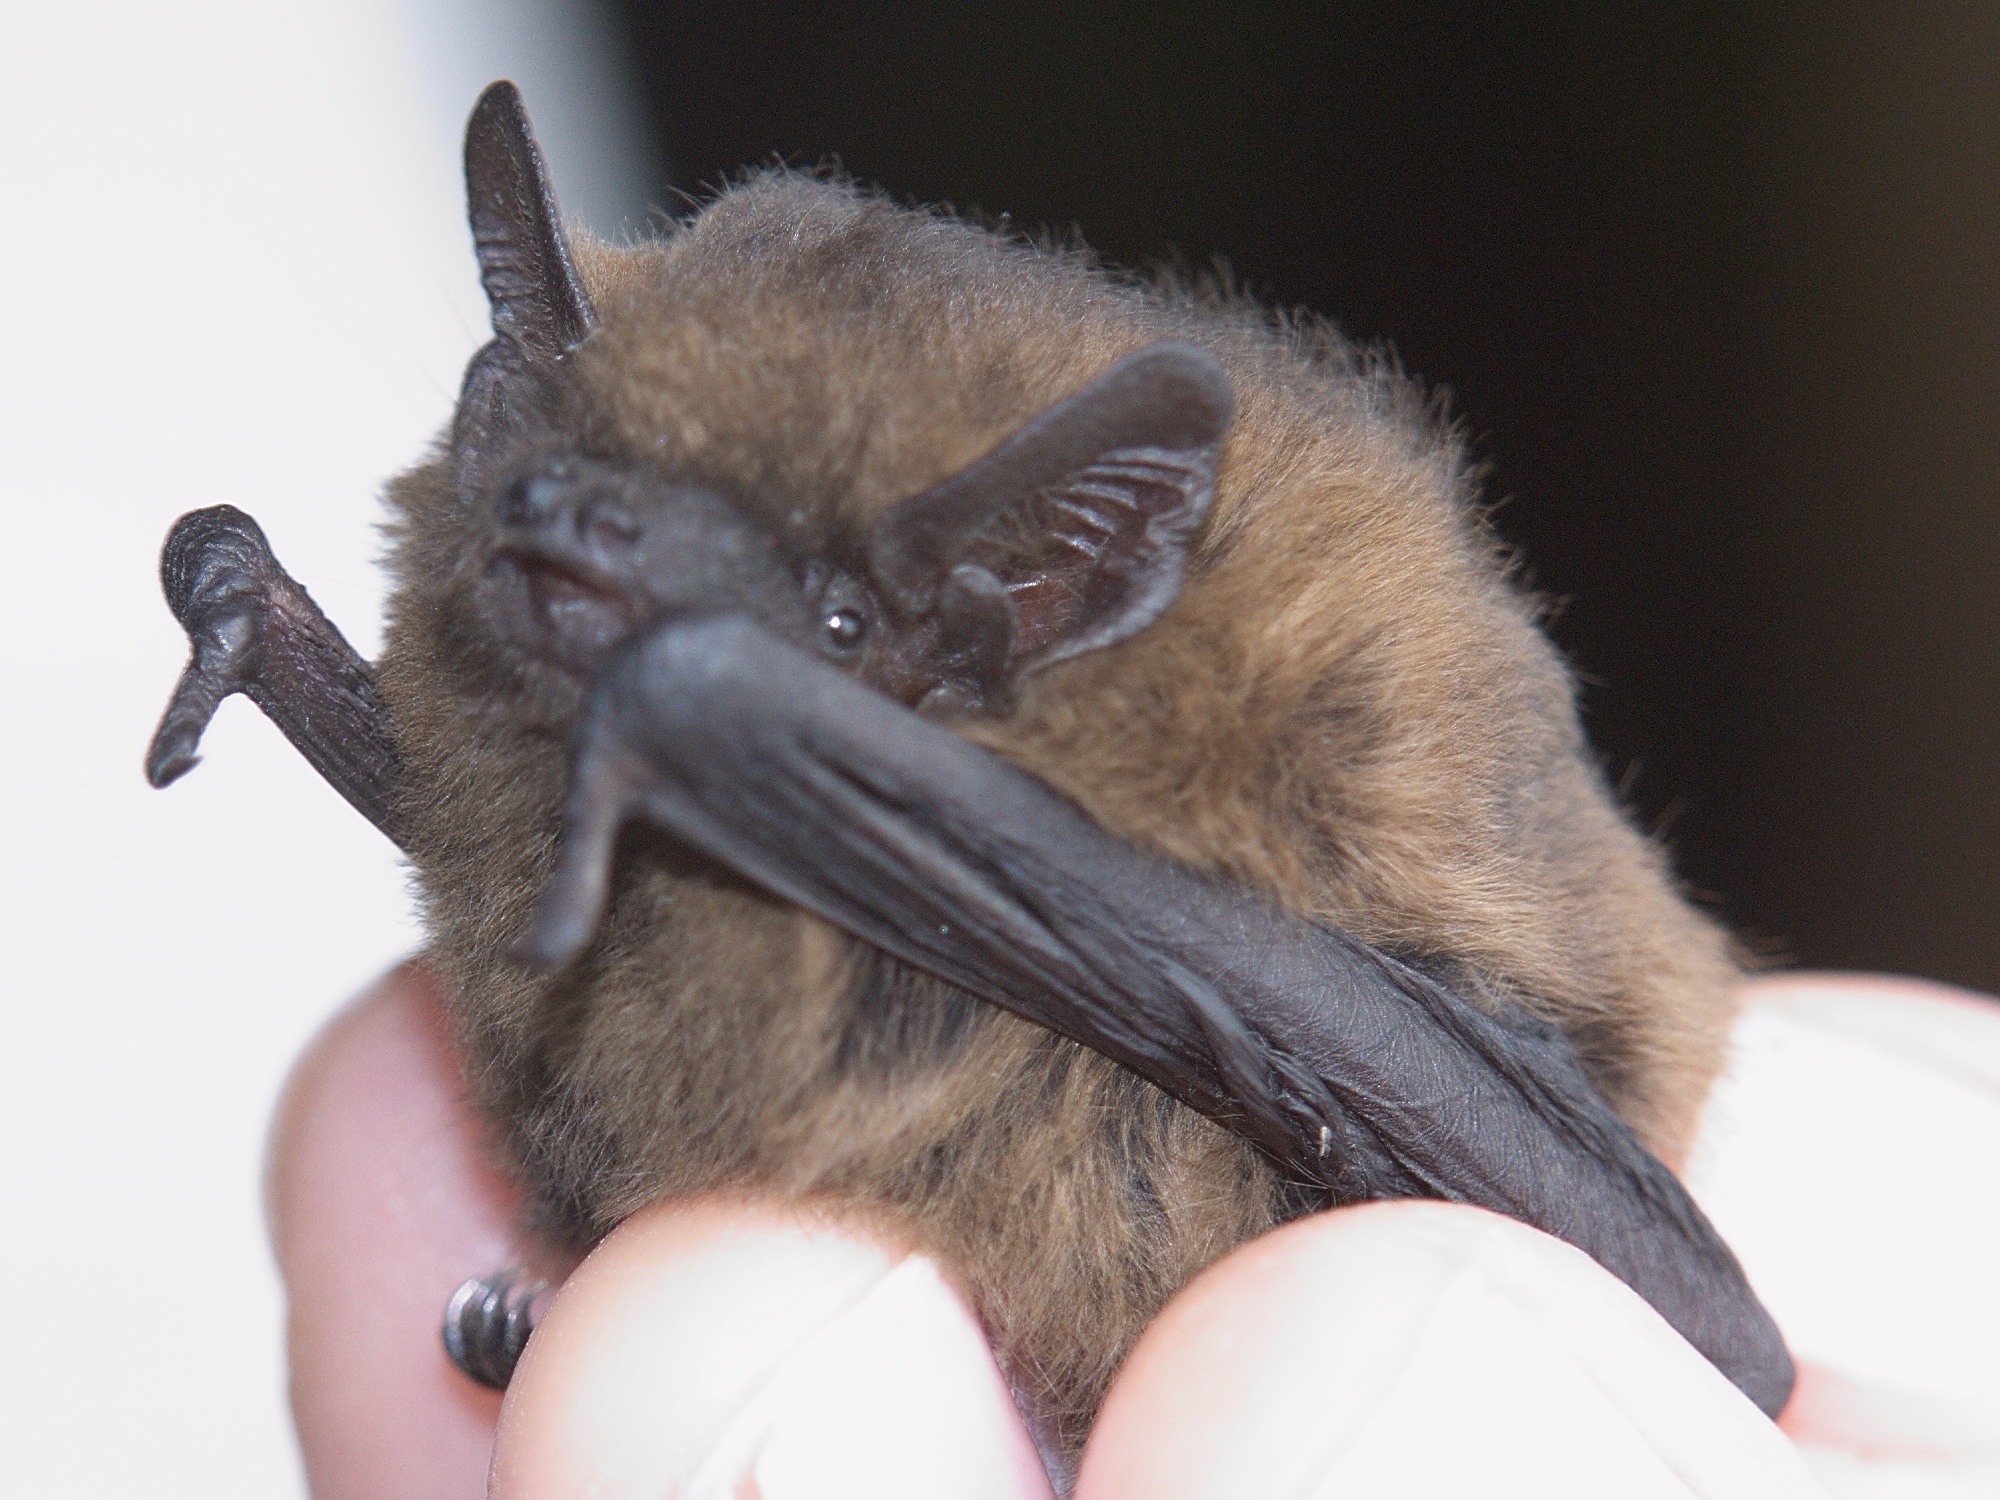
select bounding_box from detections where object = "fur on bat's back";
[377,170,1739,1457]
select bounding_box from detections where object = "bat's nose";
[500,473,562,525]
[575,498,642,557]
[489,458,797,638]
[501,469,644,570]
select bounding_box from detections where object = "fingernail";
[693,1255,1053,1500]
[491,1201,1052,1499]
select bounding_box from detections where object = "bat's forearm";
[520,615,1794,1417]
[147,506,405,846]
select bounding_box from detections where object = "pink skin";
[267,965,512,1499]
[271,964,1970,1497]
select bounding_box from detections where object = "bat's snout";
[482,456,804,677]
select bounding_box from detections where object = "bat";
[148,80,1791,1477]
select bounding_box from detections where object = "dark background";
[601,2,2000,989]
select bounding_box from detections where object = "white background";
[0,2,649,1492]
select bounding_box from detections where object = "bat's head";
[370,84,1250,1245]
[433,82,1233,721]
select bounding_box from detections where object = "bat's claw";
[442,1267,548,1389]
[500,780,608,968]
[509,630,700,971]
[146,616,257,787]
[144,715,204,789]
[145,506,273,788]
[507,754,625,969]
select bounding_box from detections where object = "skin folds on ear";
[868,343,1233,708]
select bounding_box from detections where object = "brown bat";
[147,81,1790,1477]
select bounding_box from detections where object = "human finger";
[1689,973,2000,1484]
[490,1196,1054,1500]
[1076,1200,1825,1500]
[266,961,518,1500]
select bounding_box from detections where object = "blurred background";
[4,2,1996,1494]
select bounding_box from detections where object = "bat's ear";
[868,342,1233,709]
[464,81,594,358]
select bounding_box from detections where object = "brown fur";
[375,172,1740,1463]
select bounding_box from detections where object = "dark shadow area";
[603,1,2000,992]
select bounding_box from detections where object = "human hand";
[269,966,2000,1498]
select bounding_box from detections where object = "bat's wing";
[138,509,1795,1416]
[520,612,1796,1418]
[146,505,405,847]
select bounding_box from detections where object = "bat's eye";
[823,606,868,651]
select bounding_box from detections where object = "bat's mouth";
[486,545,643,673]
